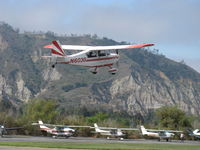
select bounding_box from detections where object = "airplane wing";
[67,125,91,128]
[44,43,154,51]
[32,122,90,128]
[146,128,182,133]
[118,128,139,131]
[5,127,23,130]
[86,44,154,51]
[90,126,138,131]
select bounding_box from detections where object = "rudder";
[51,40,66,57]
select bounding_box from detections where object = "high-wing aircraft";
[32,120,90,138]
[140,126,182,142]
[91,123,138,140]
[188,129,200,139]
[0,124,23,137]
[43,41,154,74]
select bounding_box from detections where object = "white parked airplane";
[91,123,138,140]
[32,120,90,138]
[43,40,154,74]
[140,126,182,142]
[188,129,200,139]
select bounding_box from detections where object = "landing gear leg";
[108,66,118,75]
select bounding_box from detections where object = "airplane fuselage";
[41,127,74,137]
[57,52,119,68]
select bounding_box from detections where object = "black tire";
[52,64,55,68]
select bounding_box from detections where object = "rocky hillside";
[0,22,200,117]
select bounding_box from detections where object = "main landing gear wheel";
[108,68,118,75]
[51,62,57,68]
[89,67,98,74]
[52,64,55,68]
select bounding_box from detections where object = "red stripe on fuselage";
[58,62,113,68]
[57,56,118,67]
[86,56,118,62]
[83,63,113,68]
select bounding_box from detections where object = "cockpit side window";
[87,51,97,58]
[98,50,106,57]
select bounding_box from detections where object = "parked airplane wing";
[91,126,138,131]
[146,128,182,133]
[67,125,91,128]
[5,127,23,130]
[32,122,90,128]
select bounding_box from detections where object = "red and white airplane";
[43,41,154,74]
[32,120,90,138]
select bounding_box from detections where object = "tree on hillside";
[86,112,108,124]
[156,106,192,130]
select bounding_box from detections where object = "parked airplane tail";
[51,40,66,57]
[38,120,49,130]
[141,126,148,135]
[193,129,200,134]
[94,123,101,132]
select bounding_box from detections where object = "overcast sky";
[0,0,199,72]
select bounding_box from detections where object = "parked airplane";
[32,120,90,138]
[140,126,182,142]
[43,40,154,74]
[0,124,23,137]
[91,123,138,140]
[188,129,200,139]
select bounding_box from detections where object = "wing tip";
[128,43,154,49]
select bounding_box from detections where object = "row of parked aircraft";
[1,120,200,141]
[30,120,200,141]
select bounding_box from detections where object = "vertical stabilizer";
[94,123,101,132]
[141,126,148,135]
[51,40,66,57]
[38,120,49,130]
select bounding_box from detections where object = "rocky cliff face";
[0,22,200,117]
[90,70,200,116]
